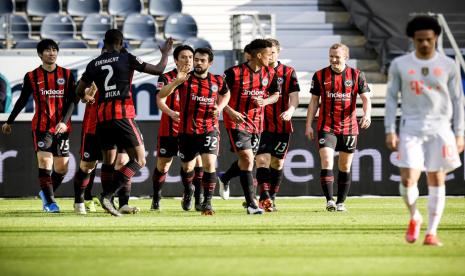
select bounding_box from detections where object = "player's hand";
[169,110,180,122]
[81,94,95,104]
[385,133,398,151]
[176,64,191,83]
[210,105,219,118]
[54,122,68,135]
[159,37,174,56]
[252,97,265,107]
[227,109,246,124]
[2,123,12,135]
[280,110,293,121]
[305,126,314,141]
[359,115,371,129]
[456,136,464,154]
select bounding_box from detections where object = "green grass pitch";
[0,197,464,275]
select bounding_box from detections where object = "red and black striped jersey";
[177,73,228,135]
[82,90,100,135]
[223,62,279,134]
[263,62,300,134]
[310,66,370,135]
[156,69,180,137]
[7,65,76,133]
[80,51,146,122]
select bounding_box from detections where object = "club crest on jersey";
[56,78,65,85]
[262,78,269,86]
[38,141,45,148]
[211,84,218,92]
[319,138,325,144]
[84,152,90,158]
[421,67,429,76]
[235,141,243,148]
[160,148,166,155]
[344,80,353,87]
[178,153,185,159]
[277,77,283,84]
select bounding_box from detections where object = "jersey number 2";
[102,65,116,91]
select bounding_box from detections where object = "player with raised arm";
[385,16,464,246]
[305,43,371,212]
[159,47,230,215]
[255,38,300,212]
[2,39,76,213]
[76,29,172,216]
[220,39,280,214]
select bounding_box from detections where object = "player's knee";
[271,158,284,170]
[320,159,332,169]
[255,155,268,167]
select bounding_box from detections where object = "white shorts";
[397,129,461,172]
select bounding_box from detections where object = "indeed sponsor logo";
[326,91,351,100]
[191,94,214,104]
[40,88,64,96]
[242,89,264,96]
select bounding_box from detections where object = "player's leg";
[268,133,290,211]
[51,133,70,192]
[422,129,461,246]
[255,153,271,209]
[317,132,337,211]
[218,129,242,200]
[269,156,285,211]
[200,153,217,215]
[36,151,56,212]
[73,160,97,214]
[179,134,199,211]
[99,148,120,216]
[84,170,97,212]
[151,135,177,210]
[238,148,262,214]
[193,156,204,211]
[335,152,353,211]
[115,152,140,214]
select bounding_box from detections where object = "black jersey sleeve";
[7,74,33,124]
[128,53,147,72]
[310,73,321,96]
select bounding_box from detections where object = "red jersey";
[310,66,370,135]
[223,62,279,134]
[7,65,76,133]
[263,62,300,134]
[80,51,146,122]
[156,69,180,137]
[177,73,228,135]
[82,90,100,135]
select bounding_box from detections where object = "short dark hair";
[173,45,194,60]
[104,29,124,45]
[406,16,441,38]
[194,47,214,62]
[36,39,59,54]
[248,39,272,57]
[243,44,251,54]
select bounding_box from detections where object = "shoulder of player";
[436,52,456,65]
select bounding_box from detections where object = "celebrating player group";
[2,15,463,246]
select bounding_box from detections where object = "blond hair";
[266,38,281,52]
[329,43,350,58]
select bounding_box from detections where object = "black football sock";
[222,160,240,183]
[180,169,195,192]
[239,170,256,208]
[52,171,65,192]
[202,171,217,204]
[152,168,167,201]
[256,167,271,200]
[84,169,96,201]
[100,164,114,198]
[73,169,91,204]
[336,171,351,204]
[39,168,55,204]
[193,167,204,202]
[113,160,142,195]
[320,169,334,201]
[117,180,131,208]
[269,168,283,201]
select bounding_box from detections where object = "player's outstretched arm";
[158,65,190,98]
[305,95,319,141]
[2,74,33,134]
[76,80,95,104]
[143,37,173,75]
[215,91,231,118]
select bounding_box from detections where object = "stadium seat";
[26,0,61,17]
[81,14,113,40]
[41,14,76,41]
[139,37,165,49]
[0,0,14,15]
[123,14,157,41]
[0,14,31,40]
[164,13,198,41]
[59,39,88,48]
[67,0,101,17]
[108,0,142,17]
[14,39,39,49]
[184,37,212,49]
[149,0,182,17]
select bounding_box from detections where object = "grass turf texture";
[0,197,464,275]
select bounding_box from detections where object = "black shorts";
[80,132,102,162]
[318,131,358,153]
[96,118,144,151]
[32,131,70,157]
[257,131,291,159]
[227,129,260,154]
[178,131,219,162]
[157,135,179,158]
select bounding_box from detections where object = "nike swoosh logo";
[37,81,44,84]
[324,82,331,85]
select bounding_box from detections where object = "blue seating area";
[0,0,209,49]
